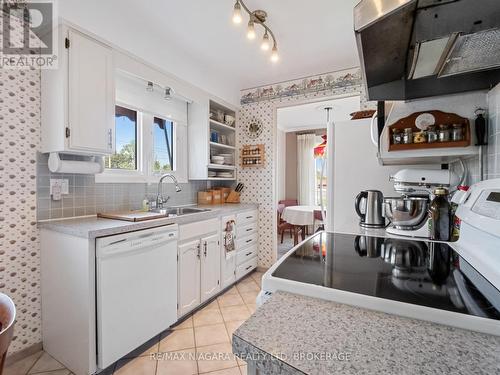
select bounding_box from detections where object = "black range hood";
[354,0,500,101]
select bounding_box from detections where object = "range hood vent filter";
[438,29,500,78]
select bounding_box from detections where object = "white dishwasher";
[96,224,178,369]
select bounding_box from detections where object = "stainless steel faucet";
[156,174,182,209]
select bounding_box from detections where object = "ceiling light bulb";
[271,44,279,62]
[232,1,242,24]
[261,31,270,51]
[146,81,154,92]
[247,19,256,40]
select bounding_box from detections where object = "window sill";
[95,171,188,184]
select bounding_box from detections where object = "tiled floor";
[5,271,264,375]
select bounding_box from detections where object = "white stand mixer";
[385,168,461,238]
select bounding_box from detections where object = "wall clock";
[246,118,263,139]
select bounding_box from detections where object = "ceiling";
[59,0,360,104]
[277,96,361,132]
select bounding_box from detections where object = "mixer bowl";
[384,197,429,229]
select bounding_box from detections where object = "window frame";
[96,101,187,184]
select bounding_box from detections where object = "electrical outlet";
[50,179,69,201]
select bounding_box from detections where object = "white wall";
[57,0,239,105]
[333,119,439,233]
[276,129,286,201]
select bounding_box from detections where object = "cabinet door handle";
[107,129,113,149]
[245,239,252,243]
[246,228,252,232]
[245,252,252,256]
[204,242,207,257]
[196,243,201,259]
[245,265,252,271]
[246,216,253,219]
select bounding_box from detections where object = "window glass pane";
[153,117,174,173]
[105,105,137,170]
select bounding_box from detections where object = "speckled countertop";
[233,291,500,375]
[38,203,258,238]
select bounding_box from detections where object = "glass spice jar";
[438,124,450,142]
[413,131,426,144]
[392,129,403,144]
[403,128,413,144]
[451,124,464,141]
[427,125,438,143]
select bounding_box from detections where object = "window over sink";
[105,106,138,171]
[96,70,188,184]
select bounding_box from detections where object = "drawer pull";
[245,252,252,256]
[245,228,252,232]
[245,265,253,271]
[245,239,252,243]
[246,216,253,219]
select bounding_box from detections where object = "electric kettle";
[355,190,385,228]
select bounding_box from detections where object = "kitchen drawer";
[179,218,219,242]
[236,232,258,250]
[236,256,257,280]
[238,221,258,238]
[236,245,257,266]
[237,210,258,226]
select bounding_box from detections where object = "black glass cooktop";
[272,232,500,320]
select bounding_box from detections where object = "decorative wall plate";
[246,118,263,139]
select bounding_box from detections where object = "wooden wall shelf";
[240,144,265,168]
[387,110,471,152]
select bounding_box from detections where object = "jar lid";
[434,187,449,195]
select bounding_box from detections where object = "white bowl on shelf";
[211,156,225,164]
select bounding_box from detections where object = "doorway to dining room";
[276,101,330,258]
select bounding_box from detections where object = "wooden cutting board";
[97,211,167,222]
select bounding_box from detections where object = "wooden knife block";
[226,191,240,203]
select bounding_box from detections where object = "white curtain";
[297,134,317,206]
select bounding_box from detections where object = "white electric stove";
[258,179,500,336]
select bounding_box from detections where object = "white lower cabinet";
[200,233,221,303]
[178,240,201,317]
[177,219,221,317]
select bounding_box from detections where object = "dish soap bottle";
[428,188,451,241]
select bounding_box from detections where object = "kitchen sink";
[151,207,211,216]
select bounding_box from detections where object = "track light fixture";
[232,0,279,63]
[146,81,154,92]
[164,87,173,100]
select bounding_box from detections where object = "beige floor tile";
[224,320,245,342]
[123,334,160,358]
[196,343,238,374]
[245,303,257,314]
[222,286,239,295]
[173,316,193,330]
[194,323,230,347]
[4,351,43,375]
[239,364,248,374]
[159,328,195,352]
[235,281,259,294]
[202,299,220,311]
[238,291,258,305]
[29,352,65,374]
[194,308,224,327]
[30,370,70,375]
[114,356,156,375]
[200,365,241,374]
[220,306,251,322]
[217,293,244,308]
[250,271,264,282]
[156,348,198,375]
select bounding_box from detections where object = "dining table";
[282,205,322,245]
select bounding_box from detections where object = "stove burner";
[272,232,500,321]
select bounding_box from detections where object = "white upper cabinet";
[41,25,115,155]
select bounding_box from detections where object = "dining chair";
[313,210,325,232]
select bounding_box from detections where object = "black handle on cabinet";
[196,243,201,259]
[245,252,252,256]
[204,242,207,257]
[245,265,252,271]
[246,228,252,232]
[245,239,252,243]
